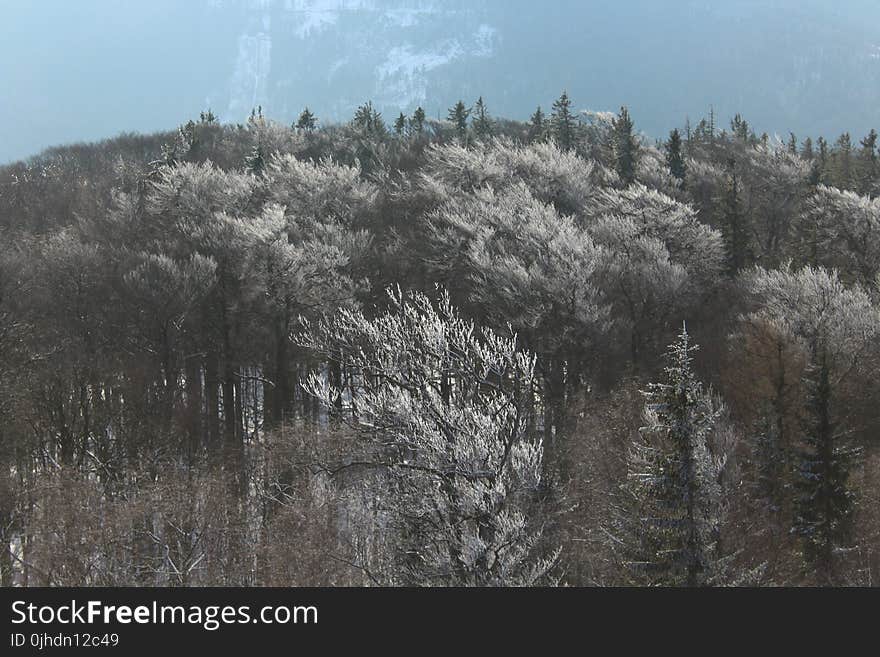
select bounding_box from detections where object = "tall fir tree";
[802,137,814,161]
[528,106,546,143]
[665,128,686,182]
[471,96,493,139]
[832,132,853,190]
[393,112,408,137]
[858,128,878,194]
[792,352,855,583]
[617,326,728,586]
[612,106,639,185]
[718,156,749,274]
[551,90,577,151]
[295,107,317,131]
[447,100,471,142]
[410,106,426,137]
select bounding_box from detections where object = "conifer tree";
[550,90,577,151]
[447,100,471,142]
[832,132,853,189]
[802,137,814,161]
[295,107,317,132]
[718,156,749,274]
[617,326,727,586]
[471,96,493,139]
[393,112,407,137]
[528,106,546,143]
[612,106,639,186]
[665,128,686,181]
[410,106,426,137]
[353,101,386,137]
[858,128,877,194]
[788,133,798,155]
[730,114,751,143]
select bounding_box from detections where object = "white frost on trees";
[300,287,558,586]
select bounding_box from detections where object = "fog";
[1,0,879,163]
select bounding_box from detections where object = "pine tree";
[832,132,853,189]
[353,101,386,137]
[447,100,471,142]
[858,128,878,194]
[665,128,686,181]
[410,106,426,137]
[295,107,317,132]
[471,96,493,139]
[612,106,639,186]
[618,326,727,586]
[245,143,266,176]
[792,352,855,582]
[718,156,749,274]
[788,133,798,155]
[528,106,546,143]
[393,112,407,137]
[730,114,751,143]
[550,90,577,151]
[708,105,716,143]
[802,137,814,161]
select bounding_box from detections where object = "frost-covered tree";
[742,266,880,582]
[301,287,558,586]
[793,186,880,288]
[422,183,612,440]
[616,327,729,586]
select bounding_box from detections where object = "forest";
[0,94,878,587]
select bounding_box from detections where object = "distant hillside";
[2,0,879,163]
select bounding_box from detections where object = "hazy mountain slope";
[2,0,879,163]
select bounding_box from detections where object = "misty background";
[1,0,879,164]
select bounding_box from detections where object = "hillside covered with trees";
[1,96,879,586]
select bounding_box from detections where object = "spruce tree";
[550,90,577,151]
[295,107,317,131]
[447,100,471,142]
[393,112,407,137]
[858,128,878,194]
[618,326,727,586]
[528,106,546,143]
[788,133,798,155]
[665,128,686,182]
[410,106,426,137]
[832,132,853,189]
[731,114,751,143]
[792,352,854,582]
[802,137,814,160]
[471,96,493,139]
[718,156,749,274]
[612,106,639,185]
